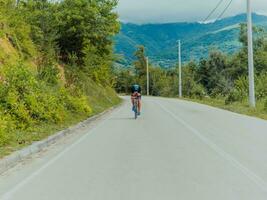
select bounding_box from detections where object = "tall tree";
[133,45,147,78]
[55,0,119,62]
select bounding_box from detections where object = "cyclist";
[131,84,141,115]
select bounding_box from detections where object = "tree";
[132,45,148,93]
[182,61,205,98]
[114,68,135,94]
[235,23,267,76]
[133,45,147,78]
[149,67,170,96]
[55,0,119,63]
[197,50,231,96]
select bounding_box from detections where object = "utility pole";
[247,0,256,107]
[16,0,20,7]
[146,57,149,96]
[178,40,182,98]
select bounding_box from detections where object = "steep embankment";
[0,31,120,158]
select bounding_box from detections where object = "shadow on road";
[109,117,135,120]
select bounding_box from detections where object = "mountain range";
[114,13,267,67]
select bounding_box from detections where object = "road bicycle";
[133,97,139,119]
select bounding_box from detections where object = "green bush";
[225,89,241,105]
[59,88,92,114]
[226,73,267,105]
[0,64,35,128]
[265,99,267,112]
[5,0,37,58]
[225,76,248,104]
[256,73,267,100]
[0,63,92,130]
[0,112,14,146]
[191,83,206,99]
[24,87,66,124]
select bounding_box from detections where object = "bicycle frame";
[133,97,139,119]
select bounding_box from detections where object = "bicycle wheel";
[134,100,138,119]
[134,109,138,119]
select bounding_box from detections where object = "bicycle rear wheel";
[134,109,138,119]
[133,99,138,119]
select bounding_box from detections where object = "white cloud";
[116,0,267,23]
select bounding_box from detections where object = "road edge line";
[154,100,267,193]
[0,101,124,175]
[1,101,125,200]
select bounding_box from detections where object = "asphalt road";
[1,96,267,200]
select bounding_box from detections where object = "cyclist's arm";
[138,86,141,93]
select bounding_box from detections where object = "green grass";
[75,73,122,114]
[88,86,122,114]
[184,97,267,120]
[0,112,87,158]
[0,86,121,159]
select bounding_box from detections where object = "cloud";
[116,0,267,23]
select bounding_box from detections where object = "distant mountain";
[114,13,267,67]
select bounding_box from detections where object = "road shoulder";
[0,102,123,175]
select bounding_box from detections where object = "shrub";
[0,113,14,146]
[190,83,206,99]
[225,89,241,105]
[225,76,248,104]
[182,78,206,99]
[226,73,267,104]
[0,65,36,128]
[59,88,92,115]
[256,73,267,100]
[24,86,66,124]
[0,63,92,130]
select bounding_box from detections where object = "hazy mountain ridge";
[115,13,267,67]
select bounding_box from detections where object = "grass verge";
[184,97,267,120]
[0,87,121,158]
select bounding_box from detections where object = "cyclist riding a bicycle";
[131,84,141,115]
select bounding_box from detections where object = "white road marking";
[1,105,124,200]
[155,100,267,193]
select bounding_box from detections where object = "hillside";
[0,0,120,158]
[115,13,267,67]
[0,35,120,159]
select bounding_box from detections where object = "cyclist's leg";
[131,94,134,105]
[137,94,141,113]
[130,94,134,111]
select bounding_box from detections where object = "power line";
[203,0,225,22]
[216,0,234,21]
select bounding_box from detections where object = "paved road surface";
[1,97,267,200]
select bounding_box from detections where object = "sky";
[116,0,267,24]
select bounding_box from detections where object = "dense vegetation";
[115,13,267,67]
[0,0,120,156]
[115,23,267,116]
